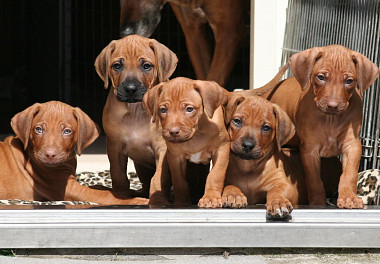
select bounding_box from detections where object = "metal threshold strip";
[0,206,379,248]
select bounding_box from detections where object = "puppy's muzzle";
[163,125,193,143]
[316,97,347,114]
[36,146,69,167]
[116,79,146,103]
[231,138,262,160]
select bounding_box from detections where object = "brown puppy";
[94,35,177,199]
[119,0,248,88]
[261,45,379,208]
[143,77,230,207]
[0,101,147,205]
[222,94,307,217]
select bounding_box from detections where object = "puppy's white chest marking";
[187,151,212,165]
[124,132,142,143]
[189,151,203,163]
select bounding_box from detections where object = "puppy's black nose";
[125,82,138,94]
[241,139,256,152]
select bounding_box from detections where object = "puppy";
[0,101,147,205]
[143,77,230,208]
[94,35,177,199]
[222,94,308,216]
[260,45,379,208]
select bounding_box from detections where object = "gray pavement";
[1,248,380,264]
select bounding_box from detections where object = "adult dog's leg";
[203,0,246,87]
[170,3,212,81]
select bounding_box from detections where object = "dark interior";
[0,0,250,134]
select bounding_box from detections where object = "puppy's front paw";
[128,197,149,205]
[337,195,364,209]
[308,195,327,206]
[221,193,247,208]
[266,198,293,218]
[149,191,171,205]
[198,195,222,208]
[221,185,248,208]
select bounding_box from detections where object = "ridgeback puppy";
[119,0,248,88]
[0,101,148,205]
[94,35,177,200]
[222,94,307,217]
[260,45,379,208]
[143,77,230,207]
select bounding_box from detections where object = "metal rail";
[0,206,379,248]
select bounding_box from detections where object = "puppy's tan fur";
[95,35,177,201]
[259,45,379,208]
[0,101,147,205]
[222,94,306,216]
[143,77,230,207]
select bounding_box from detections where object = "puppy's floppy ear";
[143,82,164,123]
[94,40,117,89]
[289,47,322,90]
[149,39,178,83]
[223,93,245,126]
[272,103,295,151]
[351,51,379,96]
[11,103,42,150]
[72,107,100,155]
[193,80,226,118]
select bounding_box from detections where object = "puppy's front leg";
[266,180,294,218]
[198,143,230,208]
[338,138,364,209]
[149,150,172,205]
[65,176,148,205]
[300,143,326,206]
[106,138,130,196]
[167,151,191,205]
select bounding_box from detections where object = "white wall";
[250,0,288,89]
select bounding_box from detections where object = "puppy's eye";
[159,107,167,114]
[346,78,354,85]
[63,128,72,135]
[232,118,242,127]
[185,106,194,113]
[261,124,272,133]
[142,62,153,71]
[112,62,123,71]
[35,126,43,134]
[316,74,325,81]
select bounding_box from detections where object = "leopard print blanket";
[0,169,378,206]
[357,169,380,205]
